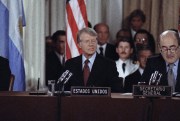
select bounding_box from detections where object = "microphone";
[57,70,70,84]
[63,72,73,85]
[149,71,162,85]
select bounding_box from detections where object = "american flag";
[65,0,88,59]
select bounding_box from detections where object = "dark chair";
[9,74,15,91]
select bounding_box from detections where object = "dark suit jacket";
[64,54,123,92]
[0,56,11,91]
[141,54,180,92]
[105,43,119,61]
[124,69,141,92]
[46,51,64,86]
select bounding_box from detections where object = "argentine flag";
[0,0,25,91]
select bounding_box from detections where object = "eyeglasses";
[135,38,147,43]
[160,46,179,53]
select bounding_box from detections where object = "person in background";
[94,23,118,61]
[116,28,132,42]
[64,27,123,92]
[46,30,66,86]
[0,56,11,91]
[115,37,139,87]
[128,9,146,38]
[124,45,153,92]
[45,36,53,54]
[141,30,180,92]
[134,29,156,53]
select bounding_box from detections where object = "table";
[0,92,150,121]
[152,97,180,121]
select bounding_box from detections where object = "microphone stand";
[57,71,72,121]
[56,70,69,121]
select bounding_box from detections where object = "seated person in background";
[124,46,153,92]
[141,30,180,92]
[0,56,11,91]
[94,23,119,61]
[46,30,66,86]
[115,37,139,87]
[64,27,123,92]
[128,9,146,38]
[134,29,156,53]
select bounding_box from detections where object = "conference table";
[0,92,179,121]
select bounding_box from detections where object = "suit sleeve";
[108,61,123,92]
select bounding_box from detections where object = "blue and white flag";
[0,0,26,91]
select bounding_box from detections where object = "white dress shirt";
[116,59,139,78]
[97,44,107,55]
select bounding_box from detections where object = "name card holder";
[71,86,111,97]
[133,85,172,97]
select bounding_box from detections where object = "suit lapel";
[75,55,84,86]
[87,54,101,86]
[157,55,167,85]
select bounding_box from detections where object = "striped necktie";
[167,64,175,92]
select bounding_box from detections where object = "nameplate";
[71,87,111,97]
[133,85,172,97]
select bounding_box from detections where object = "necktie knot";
[99,47,103,56]
[84,59,89,65]
[168,63,174,70]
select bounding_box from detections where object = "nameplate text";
[133,85,172,97]
[71,87,111,97]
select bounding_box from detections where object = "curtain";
[123,0,180,52]
[23,0,123,90]
[23,0,45,90]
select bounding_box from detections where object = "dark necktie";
[122,63,126,73]
[83,59,90,86]
[167,64,175,92]
[99,47,103,56]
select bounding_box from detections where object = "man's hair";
[52,30,66,43]
[93,23,109,32]
[115,37,134,49]
[116,28,132,40]
[129,9,146,23]
[136,45,153,58]
[159,30,180,45]
[77,27,97,43]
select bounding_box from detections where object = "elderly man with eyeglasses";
[140,30,180,92]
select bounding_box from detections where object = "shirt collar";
[82,53,96,65]
[166,59,179,67]
[138,67,144,75]
[118,58,130,64]
[97,43,107,50]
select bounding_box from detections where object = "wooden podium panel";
[0,92,150,121]
[152,98,180,121]
[0,94,58,121]
[61,95,150,121]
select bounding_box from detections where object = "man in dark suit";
[46,30,66,86]
[94,23,119,61]
[0,56,11,91]
[64,27,123,92]
[124,46,153,92]
[141,30,180,92]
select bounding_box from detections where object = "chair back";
[9,74,15,91]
